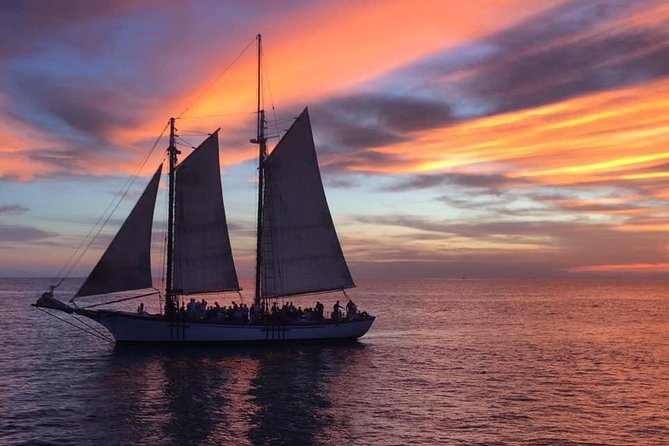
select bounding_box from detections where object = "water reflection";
[247,343,367,446]
[87,343,367,445]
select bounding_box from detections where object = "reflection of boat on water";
[85,343,367,444]
[34,35,374,343]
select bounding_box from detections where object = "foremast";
[251,33,266,306]
[165,117,180,317]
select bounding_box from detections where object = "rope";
[71,313,117,341]
[175,137,196,149]
[61,122,168,285]
[60,121,169,300]
[36,307,113,344]
[178,130,212,136]
[177,36,256,119]
[261,45,281,142]
[177,111,255,120]
[82,290,159,309]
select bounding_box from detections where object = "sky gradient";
[1,0,668,279]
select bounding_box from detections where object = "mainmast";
[165,117,180,317]
[251,33,267,306]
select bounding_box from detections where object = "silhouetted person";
[315,301,324,321]
[333,300,342,321]
[346,299,357,319]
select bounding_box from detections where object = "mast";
[165,117,180,317]
[251,33,267,306]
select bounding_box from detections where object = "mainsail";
[261,108,354,298]
[75,165,163,297]
[173,131,240,294]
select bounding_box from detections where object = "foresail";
[75,165,162,297]
[173,131,240,294]
[261,108,354,298]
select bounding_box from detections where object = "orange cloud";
[353,77,669,193]
[567,263,669,273]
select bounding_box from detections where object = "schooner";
[34,35,375,343]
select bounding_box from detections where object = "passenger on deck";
[199,299,208,318]
[186,298,196,319]
[346,299,357,319]
[271,302,279,322]
[333,301,342,321]
[249,302,257,323]
[213,302,223,322]
[315,301,324,321]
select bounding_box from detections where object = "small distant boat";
[34,35,375,343]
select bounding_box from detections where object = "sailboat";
[34,35,375,343]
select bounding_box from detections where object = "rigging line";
[175,140,196,149]
[63,123,168,285]
[177,128,228,136]
[82,291,159,309]
[261,287,352,301]
[267,117,297,124]
[55,123,169,288]
[177,36,256,119]
[178,111,255,120]
[71,313,116,340]
[177,130,211,136]
[56,123,169,285]
[176,134,202,146]
[179,289,242,297]
[36,307,113,344]
[260,46,281,142]
[268,116,299,122]
[65,122,170,299]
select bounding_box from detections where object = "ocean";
[1,278,668,445]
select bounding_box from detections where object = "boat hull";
[78,309,375,343]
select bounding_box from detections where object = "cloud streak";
[0,224,56,243]
[0,204,28,215]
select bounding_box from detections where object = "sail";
[173,131,240,294]
[75,165,162,297]
[261,108,354,298]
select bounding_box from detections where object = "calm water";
[1,278,668,445]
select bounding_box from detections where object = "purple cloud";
[0,204,28,215]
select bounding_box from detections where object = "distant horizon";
[3,273,668,281]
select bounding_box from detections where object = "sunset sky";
[1,0,668,279]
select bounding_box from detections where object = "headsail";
[173,131,240,294]
[75,165,163,297]
[261,108,354,298]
